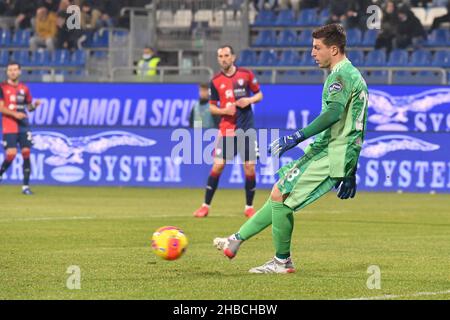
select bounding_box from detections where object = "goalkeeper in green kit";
[213,24,369,273]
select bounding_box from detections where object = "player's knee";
[212,163,225,175]
[21,148,30,159]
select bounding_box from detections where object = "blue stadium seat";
[0,50,9,65]
[236,49,256,66]
[347,50,364,66]
[296,29,313,46]
[277,30,297,47]
[410,49,432,66]
[431,50,450,67]
[387,49,408,66]
[52,49,71,66]
[70,50,87,66]
[91,30,109,48]
[296,9,319,26]
[11,29,31,47]
[392,71,414,84]
[319,8,329,24]
[0,29,11,47]
[254,30,277,46]
[256,70,273,83]
[275,9,296,26]
[416,70,444,84]
[346,28,362,47]
[364,49,386,66]
[278,50,302,66]
[362,29,378,46]
[425,28,448,47]
[12,50,29,65]
[299,51,315,66]
[253,10,276,26]
[363,70,388,84]
[30,50,51,66]
[256,50,278,66]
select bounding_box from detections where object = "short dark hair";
[218,45,234,55]
[7,61,21,69]
[312,24,346,53]
[199,83,209,89]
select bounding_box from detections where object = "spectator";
[0,0,14,16]
[189,83,220,129]
[345,0,373,29]
[300,0,321,10]
[428,1,450,34]
[327,0,349,24]
[13,0,37,29]
[375,1,399,52]
[80,0,102,30]
[55,10,83,51]
[38,0,60,13]
[136,46,160,77]
[30,7,57,51]
[97,0,121,28]
[394,7,427,48]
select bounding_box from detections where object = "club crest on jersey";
[237,78,244,86]
[329,82,342,93]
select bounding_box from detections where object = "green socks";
[238,198,273,240]
[271,200,294,259]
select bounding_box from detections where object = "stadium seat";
[30,50,51,66]
[364,49,386,66]
[236,49,257,66]
[253,10,276,26]
[256,50,278,66]
[52,49,71,66]
[431,50,450,67]
[347,50,364,66]
[410,49,432,66]
[91,30,109,48]
[254,30,277,46]
[387,49,409,66]
[392,71,415,84]
[299,51,315,66]
[157,10,174,28]
[319,8,330,25]
[71,50,87,67]
[277,30,297,47]
[256,70,273,83]
[346,28,362,47]
[296,9,319,26]
[0,29,11,47]
[362,29,378,46]
[11,29,30,47]
[12,50,29,65]
[363,70,388,84]
[277,50,302,66]
[173,10,192,28]
[275,9,296,26]
[194,10,213,24]
[424,7,448,27]
[296,29,313,46]
[425,28,449,46]
[416,70,445,84]
[0,50,8,65]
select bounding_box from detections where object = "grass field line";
[348,289,450,300]
[0,216,96,222]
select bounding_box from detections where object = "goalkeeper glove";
[268,130,305,157]
[335,176,357,200]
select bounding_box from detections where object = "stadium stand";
[0,0,448,84]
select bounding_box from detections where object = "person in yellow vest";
[137,46,160,77]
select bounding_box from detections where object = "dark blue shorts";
[2,132,33,150]
[214,131,259,162]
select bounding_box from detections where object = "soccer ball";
[151,226,188,260]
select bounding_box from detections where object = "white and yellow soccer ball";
[151,226,188,260]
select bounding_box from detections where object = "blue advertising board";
[0,83,449,193]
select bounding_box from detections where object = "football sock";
[244,174,256,206]
[271,200,294,259]
[238,198,273,240]
[0,154,15,176]
[22,150,31,187]
[204,171,220,205]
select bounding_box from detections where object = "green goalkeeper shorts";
[276,150,339,212]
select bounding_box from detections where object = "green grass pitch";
[0,185,449,300]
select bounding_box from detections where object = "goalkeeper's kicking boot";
[22,187,34,195]
[193,204,209,218]
[213,236,242,259]
[249,257,295,274]
[244,206,255,218]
